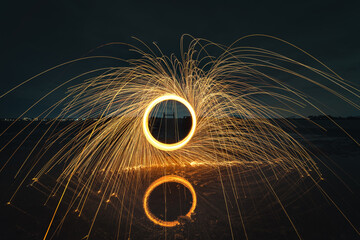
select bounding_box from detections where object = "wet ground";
[0,119,359,239]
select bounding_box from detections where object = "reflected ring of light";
[143,94,196,151]
[143,175,197,227]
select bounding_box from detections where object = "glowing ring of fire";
[143,94,196,151]
[143,175,197,227]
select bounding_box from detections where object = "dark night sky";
[1,0,359,117]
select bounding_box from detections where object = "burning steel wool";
[0,35,359,239]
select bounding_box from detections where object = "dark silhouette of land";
[149,116,192,144]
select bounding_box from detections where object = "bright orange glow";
[142,94,196,151]
[143,175,197,227]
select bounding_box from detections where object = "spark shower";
[0,35,359,239]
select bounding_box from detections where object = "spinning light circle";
[143,175,197,227]
[142,94,196,151]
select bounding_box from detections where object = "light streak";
[142,94,196,151]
